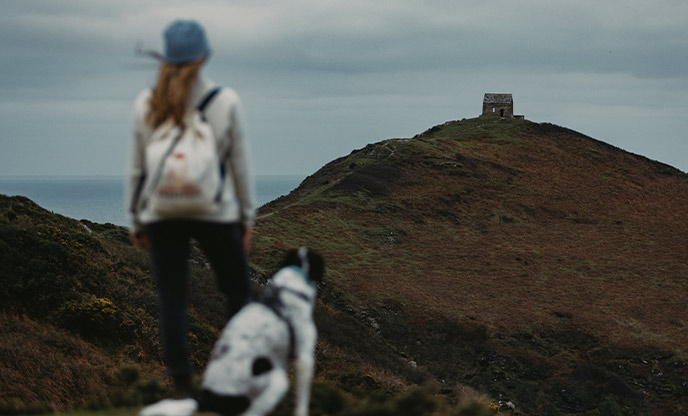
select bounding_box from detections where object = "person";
[125,19,256,415]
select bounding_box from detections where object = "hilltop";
[1,116,687,415]
[252,116,688,414]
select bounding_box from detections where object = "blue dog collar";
[285,265,311,285]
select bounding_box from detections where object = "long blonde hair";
[146,59,205,128]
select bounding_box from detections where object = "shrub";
[5,208,17,221]
[58,295,120,338]
[137,378,167,406]
[117,363,141,386]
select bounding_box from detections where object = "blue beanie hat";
[163,20,210,64]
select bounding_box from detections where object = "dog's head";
[278,247,325,283]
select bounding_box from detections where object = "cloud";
[215,0,688,86]
[4,1,686,78]
[0,0,686,176]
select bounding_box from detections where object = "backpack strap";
[197,87,222,117]
[195,87,228,203]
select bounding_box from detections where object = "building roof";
[483,93,513,104]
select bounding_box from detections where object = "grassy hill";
[0,196,233,412]
[1,116,686,415]
[251,116,688,414]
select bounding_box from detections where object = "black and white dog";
[201,248,324,416]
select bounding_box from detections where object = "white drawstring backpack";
[138,87,225,217]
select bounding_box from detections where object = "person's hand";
[130,230,148,248]
[242,226,252,254]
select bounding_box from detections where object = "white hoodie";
[125,77,256,232]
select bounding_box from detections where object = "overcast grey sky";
[1,0,686,177]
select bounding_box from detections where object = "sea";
[0,175,304,227]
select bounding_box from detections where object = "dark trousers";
[146,220,250,377]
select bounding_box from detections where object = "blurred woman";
[126,19,256,415]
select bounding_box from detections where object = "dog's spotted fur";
[201,248,324,416]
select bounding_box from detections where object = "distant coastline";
[0,174,304,227]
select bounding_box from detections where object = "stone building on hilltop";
[482,93,513,117]
[482,93,524,119]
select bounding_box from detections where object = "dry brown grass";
[251,117,688,414]
[0,313,113,411]
[1,117,686,414]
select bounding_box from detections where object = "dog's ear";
[306,250,325,283]
[279,248,325,283]
[279,249,302,269]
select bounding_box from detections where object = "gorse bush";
[59,296,120,338]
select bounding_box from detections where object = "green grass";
[43,382,505,416]
[53,409,139,416]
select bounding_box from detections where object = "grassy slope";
[1,116,686,415]
[0,199,432,413]
[251,116,688,415]
[0,197,225,411]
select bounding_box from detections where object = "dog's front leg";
[292,321,317,416]
[241,369,289,416]
[293,354,314,416]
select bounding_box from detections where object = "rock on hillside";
[252,116,688,415]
